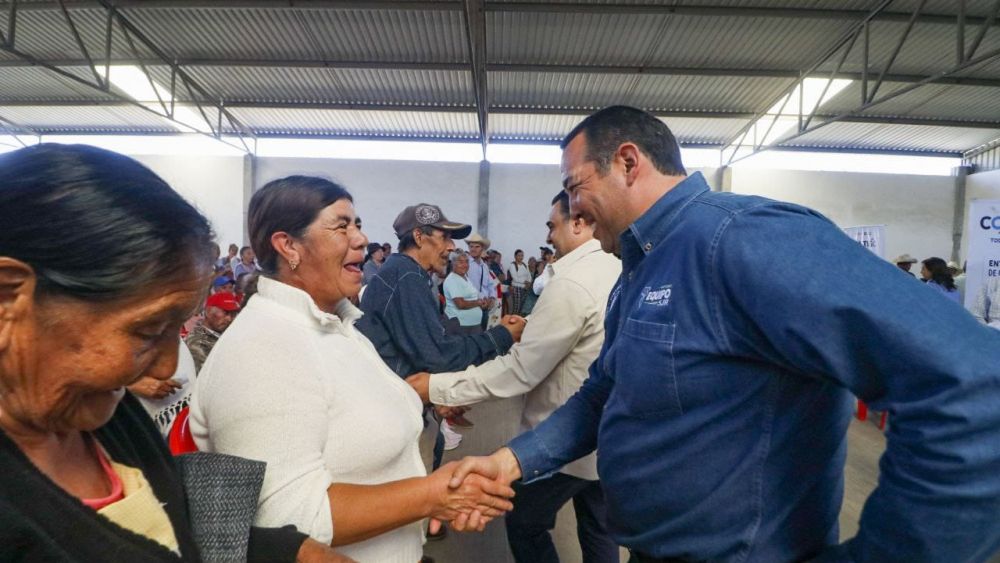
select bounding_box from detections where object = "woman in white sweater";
[190,176,513,563]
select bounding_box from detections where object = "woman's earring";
[290,259,299,271]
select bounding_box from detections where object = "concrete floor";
[420,402,998,563]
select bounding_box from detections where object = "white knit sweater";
[190,277,426,563]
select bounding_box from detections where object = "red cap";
[206,291,241,312]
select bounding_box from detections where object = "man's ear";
[0,258,37,353]
[617,143,641,184]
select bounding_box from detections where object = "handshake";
[423,447,524,533]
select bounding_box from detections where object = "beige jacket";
[429,239,620,480]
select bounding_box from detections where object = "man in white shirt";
[466,233,498,329]
[407,191,621,563]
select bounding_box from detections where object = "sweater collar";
[256,276,362,328]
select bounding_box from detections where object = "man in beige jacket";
[407,191,621,563]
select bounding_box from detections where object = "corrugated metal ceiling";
[1,0,999,154]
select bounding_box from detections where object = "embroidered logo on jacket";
[641,285,672,307]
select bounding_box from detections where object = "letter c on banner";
[983,216,994,230]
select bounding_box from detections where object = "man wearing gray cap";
[357,203,527,490]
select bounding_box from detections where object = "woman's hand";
[296,538,357,563]
[424,460,514,528]
[127,376,183,400]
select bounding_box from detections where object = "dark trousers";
[505,472,618,563]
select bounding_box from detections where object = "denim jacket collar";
[620,171,710,267]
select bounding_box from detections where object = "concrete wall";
[254,157,481,251]
[134,154,247,250]
[730,168,957,265]
[133,153,962,270]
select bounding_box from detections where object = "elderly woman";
[0,144,346,562]
[443,251,486,335]
[189,176,513,563]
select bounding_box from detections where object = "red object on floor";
[168,407,198,455]
[856,400,868,421]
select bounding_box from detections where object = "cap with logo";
[393,203,472,240]
[206,292,241,312]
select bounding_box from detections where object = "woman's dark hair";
[922,257,956,291]
[0,144,214,300]
[248,175,353,275]
[562,105,686,177]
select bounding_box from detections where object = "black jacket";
[0,393,305,562]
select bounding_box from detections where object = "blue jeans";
[505,472,617,563]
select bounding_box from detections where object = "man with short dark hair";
[410,190,620,563]
[186,292,240,372]
[449,106,1000,562]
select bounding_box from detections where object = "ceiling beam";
[486,3,993,26]
[461,0,488,156]
[2,99,998,130]
[6,1,992,27]
[7,1,463,11]
[4,59,1000,88]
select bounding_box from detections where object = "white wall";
[730,168,957,265]
[963,169,1000,264]
[127,152,960,270]
[133,154,247,250]
[255,157,481,250]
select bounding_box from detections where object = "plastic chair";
[168,406,198,455]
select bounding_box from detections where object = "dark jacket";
[0,393,306,562]
[358,253,514,377]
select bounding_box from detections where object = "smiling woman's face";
[0,267,209,435]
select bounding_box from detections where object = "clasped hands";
[427,447,524,532]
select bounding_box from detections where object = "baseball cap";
[393,203,472,240]
[213,276,234,287]
[206,292,241,312]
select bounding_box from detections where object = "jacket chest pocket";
[612,317,681,418]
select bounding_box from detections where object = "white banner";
[964,199,1000,311]
[843,225,886,259]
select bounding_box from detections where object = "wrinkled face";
[453,255,470,276]
[417,228,456,277]
[562,133,627,255]
[467,242,484,259]
[293,199,368,309]
[203,304,237,333]
[0,268,209,434]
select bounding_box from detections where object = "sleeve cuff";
[487,324,515,353]
[247,525,309,563]
[508,431,557,484]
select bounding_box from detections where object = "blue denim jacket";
[357,253,513,377]
[509,172,1000,562]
